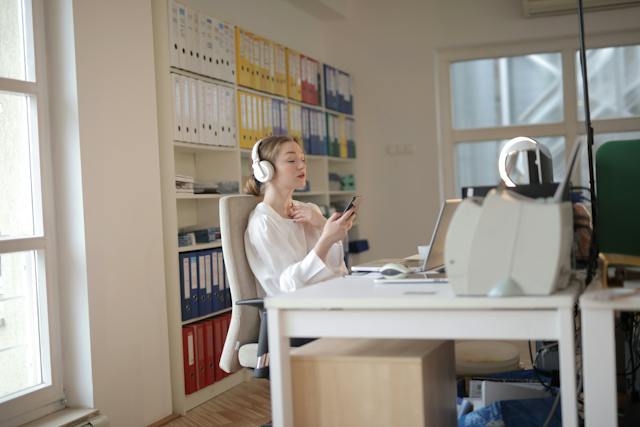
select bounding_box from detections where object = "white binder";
[224,87,236,147]
[224,23,236,83]
[185,8,199,73]
[171,73,184,141]
[169,1,188,70]
[199,14,215,78]
[200,81,214,145]
[180,76,192,142]
[190,78,200,143]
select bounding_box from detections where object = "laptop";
[351,199,461,281]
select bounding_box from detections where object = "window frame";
[436,30,640,198]
[0,0,64,424]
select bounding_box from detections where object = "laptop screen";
[422,199,461,272]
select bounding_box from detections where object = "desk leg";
[558,307,578,427]
[582,308,617,427]
[267,309,293,427]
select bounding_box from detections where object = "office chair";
[218,195,270,379]
[596,139,640,287]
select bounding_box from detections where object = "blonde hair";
[244,135,302,196]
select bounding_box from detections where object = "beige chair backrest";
[219,195,263,373]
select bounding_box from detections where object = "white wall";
[48,0,172,425]
[323,0,640,261]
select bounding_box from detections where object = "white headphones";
[251,138,275,183]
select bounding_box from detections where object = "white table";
[580,282,640,427]
[266,276,581,427]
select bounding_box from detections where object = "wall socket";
[385,143,415,156]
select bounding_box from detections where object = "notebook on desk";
[351,199,461,280]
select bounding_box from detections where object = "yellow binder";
[235,27,251,88]
[237,90,252,149]
[273,43,287,97]
[286,48,302,101]
[288,103,302,141]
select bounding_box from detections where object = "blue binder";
[189,253,199,318]
[179,253,192,321]
[198,250,213,317]
[211,248,226,313]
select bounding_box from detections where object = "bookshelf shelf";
[173,141,238,154]
[178,241,223,253]
[181,307,232,326]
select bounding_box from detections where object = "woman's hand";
[290,202,326,230]
[313,209,355,261]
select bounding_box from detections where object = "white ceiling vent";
[522,0,640,17]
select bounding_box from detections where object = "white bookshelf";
[151,0,358,414]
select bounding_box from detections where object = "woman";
[244,135,355,296]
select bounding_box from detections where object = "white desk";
[266,276,581,427]
[580,282,640,427]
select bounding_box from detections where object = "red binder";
[194,322,206,390]
[182,326,197,395]
[213,316,225,381]
[203,319,215,387]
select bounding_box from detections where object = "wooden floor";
[164,378,271,427]
[162,340,533,426]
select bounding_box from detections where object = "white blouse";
[244,201,347,296]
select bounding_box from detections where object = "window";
[0,0,63,425]
[439,36,640,197]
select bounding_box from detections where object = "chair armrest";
[236,298,264,309]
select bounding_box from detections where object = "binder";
[301,56,320,105]
[219,21,236,83]
[324,64,337,111]
[211,249,224,312]
[180,76,192,142]
[223,257,231,308]
[169,1,188,70]
[338,115,347,158]
[288,103,302,141]
[250,33,261,90]
[263,97,273,137]
[189,254,199,317]
[221,87,236,147]
[301,108,310,153]
[347,118,356,158]
[319,112,328,155]
[213,315,230,381]
[203,319,215,386]
[197,251,208,316]
[179,253,192,321]
[274,43,288,97]
[255,93,263,139]
[185,7,200,73]
[199,14,215,78]
[171,73,184,142]
[238,91,250,149]
[280,101,288,135]
[286,48,302,101]
[271,99,281,135]
[194,322,206,389]
[182,326,197,394]
[189,78,200,143]
[266,40,276,95]
[216,250,226,311]
[198,251,212,316]
[235,27,250,87]
[200,82,214,145]
[251,93,259,143]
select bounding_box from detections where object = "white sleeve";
[245,213,340,295]
[306,203,347,275]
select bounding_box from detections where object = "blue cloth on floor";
[458,397,561,427]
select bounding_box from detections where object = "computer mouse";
[380,263,411,279]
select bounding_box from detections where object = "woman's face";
[272,141,307,191]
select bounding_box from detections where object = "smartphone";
[342,195,361,214]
